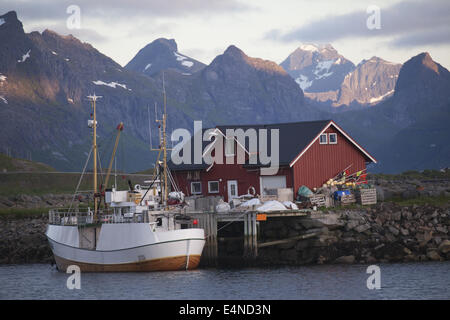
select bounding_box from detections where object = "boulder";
[334,255,355,264]
[354,223,371,233]
[426,250,442,261]
[375,185,385,201]
[400,228,409,236]
[388,226,400,236]
[393,211,402,221]
[402,189,419,199]
[438,240,450,254]
[298,218,324,229]
[435,226,448,234]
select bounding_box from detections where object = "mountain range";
[0,11,449,173]
[280,44,402,107]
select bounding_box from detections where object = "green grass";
[370,169,450,181]
[0,207,49,220]
[0,172,152,197]
[0,153,55,172]
[388,195,450,207]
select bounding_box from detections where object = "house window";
[319,133,328,144]
[225,137,235,156]
[191,182,202,195]
[208,181,219,193]
[329,133,337,144]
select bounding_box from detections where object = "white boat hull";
[46,224,205,272]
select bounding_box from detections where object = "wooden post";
[243,213,248,258]
[197,212,217,267]
[243,212,258,260]
[252,212,258,258]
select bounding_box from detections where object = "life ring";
[248,186,256,196]
[134,184,141,191]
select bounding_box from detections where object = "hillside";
[0,153,54,172]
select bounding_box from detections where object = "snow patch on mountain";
[0,18,5,27]
[92,80,131,91]
[174,52,187,61]
[174,52,194,68]
[299,44,319,52]
[144,63,152,71]
[51,51,58,55]
[17,50,31,63]
[314,60,334,79]
[295,75,313,90]
[0,74,6,82]
[182,60,193,68]
[369,89,394,103]
[0,96,8,104]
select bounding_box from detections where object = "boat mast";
[162,74,168,208]
[87,94,102,219]
[150,73,171,209]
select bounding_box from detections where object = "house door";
[227,180,238,200]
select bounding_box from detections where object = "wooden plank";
[258,232,319,248]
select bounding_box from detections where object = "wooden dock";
[190,210,310,266]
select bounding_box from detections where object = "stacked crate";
[356,188,377,205]
[308,194,326,207]
[340,194,356,205]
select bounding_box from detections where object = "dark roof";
[217,120,331,166]
[169,120,332,171]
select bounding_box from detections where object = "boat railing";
[48,208,150,226]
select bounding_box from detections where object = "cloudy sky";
[2,0,450,68]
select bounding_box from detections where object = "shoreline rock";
[0,201,449,266]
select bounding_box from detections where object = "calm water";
[0,262,449,300]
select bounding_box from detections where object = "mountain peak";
[125,37,205,76]
[214,45,286,75]
[223,45,246,58]
[416,52,439,74]
[0,11,24,33]
[281,43,355,92]
[1,11,18,22]
[296,43,334,53]
[149,38,178,51]
[395,52,449,93]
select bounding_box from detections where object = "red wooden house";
[169,120,376,202]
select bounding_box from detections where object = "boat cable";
[67,146,93,214]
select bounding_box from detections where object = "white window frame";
[329,133,337,144]
[191,181,202,195]
[319,133,328,144]
[208,181,219,194]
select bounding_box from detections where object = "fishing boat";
[46,92,205,272]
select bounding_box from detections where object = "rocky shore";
[1,175,449,266]
[1,201,448,266]
[0,214,52,264]
[255,201,450,265]
[0,193,87,209]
